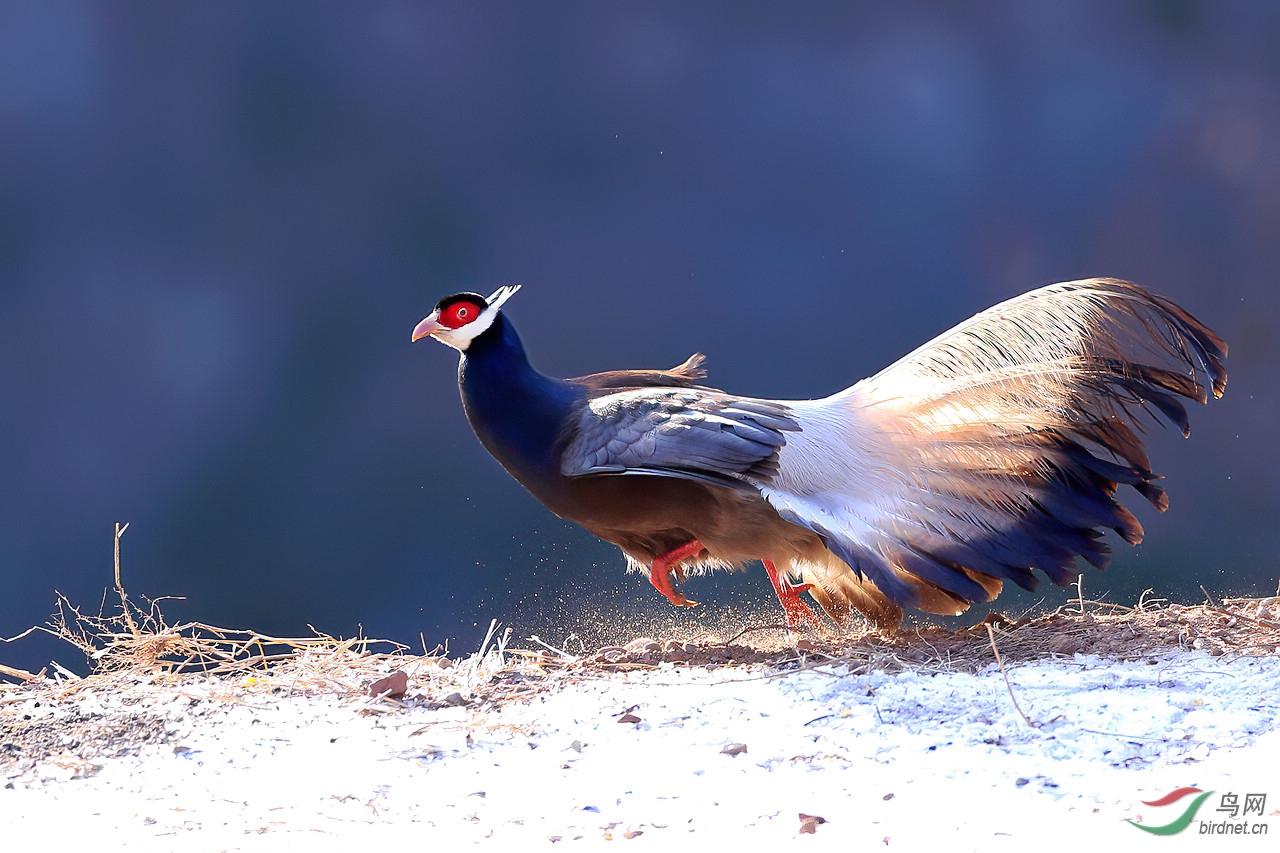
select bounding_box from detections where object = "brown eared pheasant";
[412,279,1226,630]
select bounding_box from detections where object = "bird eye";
[440,301,481,329]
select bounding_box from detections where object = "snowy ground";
[4,646,1278,851]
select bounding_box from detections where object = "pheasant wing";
[560,388,799,487]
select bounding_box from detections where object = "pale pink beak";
[411,313,444,342]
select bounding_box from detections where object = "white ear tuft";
[486,284,522,312]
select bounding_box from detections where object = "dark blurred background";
[3,1,1277,673]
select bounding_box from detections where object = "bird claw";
[648,564,699,607]
[777,585,823,629]
[763,560,824,629]
[647,541,704,609]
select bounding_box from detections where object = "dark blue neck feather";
[458,314,582,496]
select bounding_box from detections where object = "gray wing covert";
[559,389,799,487]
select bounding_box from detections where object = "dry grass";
[3,526,1277,694]
[2,524,408,688]
[571,592,1280,672]
[3,524,1278,777]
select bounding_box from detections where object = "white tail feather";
[759,278,1226,626]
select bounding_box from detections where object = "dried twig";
[985,623,1034,728]
[0,663,42,682]
[113,522,138,638]
[526,635,577,660]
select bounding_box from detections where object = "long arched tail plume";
[761,278,1227,628]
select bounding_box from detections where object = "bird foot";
[763,560,824,629]
[648,540,704,608]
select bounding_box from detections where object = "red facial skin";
[439,300,484,329]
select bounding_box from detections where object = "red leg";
[648,540,704,608]
[763,559,823,628]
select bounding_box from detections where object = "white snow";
[4,650,1279,851]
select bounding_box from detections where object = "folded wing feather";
[560,388,799,487]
